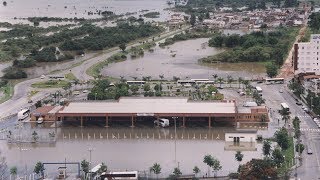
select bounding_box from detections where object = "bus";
[126,81,145,85]
[48,75,65,80]
[100,171,138,180]
[265,78,284,85]
[18,108,30,120]
[281,103,289,111]
[255,86,262,96]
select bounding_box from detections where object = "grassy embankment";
[31,80,70,88]
[0,83,13,103]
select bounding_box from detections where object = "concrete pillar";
[130,115,135,128]
[182,116,186,128]
[54,115,57,128]
[80,116,83,127]
[208,116,212,128]
[105,115,109,127]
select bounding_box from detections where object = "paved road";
[0,27,190,118]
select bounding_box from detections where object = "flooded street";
[1,123,264,177]
[102,38,266,80]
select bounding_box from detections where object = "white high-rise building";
[294,34,320,75]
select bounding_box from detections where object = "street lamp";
[88,148,94,180]
[95,93,97,101]
[172,116,178,163]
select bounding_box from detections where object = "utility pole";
[88,148,93,180]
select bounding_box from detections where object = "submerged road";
[0,26,190,118]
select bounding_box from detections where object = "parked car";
[307,145,313,155]
[304,107,309,112]
[40,75,45,79]
[296,101,302,106]
[82,90,88,93]
[279,89,283,93]
[154,118,169,127]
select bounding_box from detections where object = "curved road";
[0,27,189,118]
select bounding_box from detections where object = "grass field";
[31,80,71,88]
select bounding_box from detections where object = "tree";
[130,85,139,95]
[227,75,233,88]
[81,160,89,177]
[119,43,126,52]
[10,166,17,179]
[309,12,320,30]
[263,140,272,157]
[209,35,224,47]
[34,162,45,178]
[274,127,289,150]
[32,131,39,142]
[235,151,244,165]
[190,14,196,26]
[203,154,222,177]
[154,84,162,92]
[193,166,200,177]
[150,163,161,178]
[35,100,42,108]
[272,148,284,167]
[98,163,107,174]
[260,114,267,122]
[296,143,305,154]
[239,159,277,179]
[143,83,151,92]
[238,77,243,88]
[217,77,224,88]
[265,62,278,78]
[172,167,182,177]
[252,91,265,105]
[279,108,291,127]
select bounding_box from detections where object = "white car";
[82,90,88,93]
[154,118,169,127]
[279,89,283,93]
[40,75,45,79]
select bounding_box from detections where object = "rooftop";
[58,97,236,115]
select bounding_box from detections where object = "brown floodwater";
[102,38,266,80]
[0,122,264,178]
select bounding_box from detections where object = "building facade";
[294,34,320,75]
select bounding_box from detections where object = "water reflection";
[102,38,265,80]
[1,123,264,177]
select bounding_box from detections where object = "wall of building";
[225,133,257,143]
[295,34,320,74]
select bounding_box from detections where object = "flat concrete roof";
[58,97,236,115]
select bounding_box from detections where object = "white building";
[294,34,320,75]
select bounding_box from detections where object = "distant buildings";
[294,34,320,75]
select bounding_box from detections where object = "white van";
[154,118,170,127]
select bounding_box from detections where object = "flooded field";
[0,122,264,177]
[102,38,266,80]
[0,0,171,23]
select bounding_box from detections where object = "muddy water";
[23,52,98,79]
[0,0,171,23]
[1,125,263,177]
[102,38,266,80]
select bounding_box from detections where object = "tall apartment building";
[294,34,320,75]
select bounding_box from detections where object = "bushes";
[13,58,36,68]
[3,67,27,79]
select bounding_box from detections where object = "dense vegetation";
[200,28,298,77]
[59,23,162,51]
[159,28,215,47]
[2,67,27,79]
[87,79,129,100]
[143,12,160,18]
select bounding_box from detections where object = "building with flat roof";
[294,34,320,75]
[54,97,268,127]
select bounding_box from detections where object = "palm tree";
[279,108,291,127]
[150,163,161,179]
[235,151,244,165]
[193,166,200,177]
[212,74,218,81]
[98,163,107,175]
[242,80,250,89]
[227,75,233,88]
[238,77,243,89]
[217,77,224,88]
[10,166,17,179]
